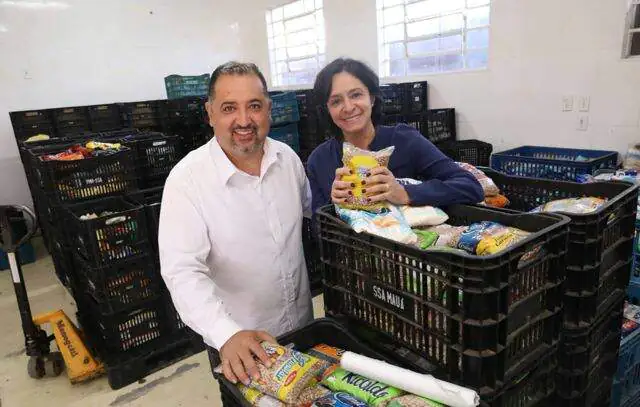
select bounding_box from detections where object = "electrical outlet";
[577,115,589,131]
[578,96,590,112]
[562,96,574,112]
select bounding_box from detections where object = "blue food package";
[456,221,529,256]
[312,392,369,407]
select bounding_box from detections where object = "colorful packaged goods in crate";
[317,203,569,394]
[480,168,638,329]
[611,302,640,407]
[28,141,137,202]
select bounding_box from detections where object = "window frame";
[266,0,326,89]
[376,0,492,78]
[623,0,640,59]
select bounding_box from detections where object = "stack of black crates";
[9,100,211,390]
[482,168,639,407]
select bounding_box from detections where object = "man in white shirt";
[159,61,313,386]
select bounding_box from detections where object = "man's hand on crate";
[220,330,278,385]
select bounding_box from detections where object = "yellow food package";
[248,342,327,404]
[341,143,395,213]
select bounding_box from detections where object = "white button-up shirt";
[159,137,313,350]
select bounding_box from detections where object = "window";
[266,0,326,87]
[376,0,491,77]
[623,0,640,58]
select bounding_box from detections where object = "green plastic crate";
[164,74,210,99]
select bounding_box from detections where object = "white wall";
[0,0,253,206]
[2,0,640,207]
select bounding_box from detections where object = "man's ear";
[205,100,214,126]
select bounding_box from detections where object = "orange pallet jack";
[0,205,103,383]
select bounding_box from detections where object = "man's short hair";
[208,61,269,100]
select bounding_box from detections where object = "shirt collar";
[210,136,280,185]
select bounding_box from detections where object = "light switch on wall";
[562,96,574,112]
[578,96,590,112]
[577,115,589,131]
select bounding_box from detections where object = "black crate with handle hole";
[554,347,618,407]
[126,187,163,257]
[380,83,406,114]
[120,100,168,131]
[558,292,625,373]
[302,217,322,297]
[437,139,493,167]
[166,96,206,128]
[480,168,638,328]
[73,252,162,314]
[119,132,184,188]
[64,196,150,267]
[317,204,570,392]
[76,294,171,356]
[88,104,123,132]
[27,143,138,203]
[425,108,456,144]
[405,81,428,113]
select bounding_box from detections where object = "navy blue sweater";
[306,124,484,215]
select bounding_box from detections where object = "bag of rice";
[340,143,395,213]
[387,395,445,407]
[399,206,449,227]
[321,367,405,406]
[247,342,328,404]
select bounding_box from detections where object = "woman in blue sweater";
[306,58,483,215]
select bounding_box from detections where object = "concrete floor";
[0,238,326,407]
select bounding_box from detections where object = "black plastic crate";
[14,122,56,140]
[103,329,203,390]
[10,109,53,132]
[55,121,90,137]
[555,350,618,407]
[78,294,168,355]
[380,83,406,114]
[481,169,638,323]
[177,125,213,152]
[425,108,456,144]
[124,132,183,188]
[166,97,206,126]
[318,204,570,391]
[302,217,322,297]
[89,105,123,132]
[437,139,493,167]
[48,230,77,292]
[28,143,137,203]
[120,100,168,131]
[559,292,625,373]
[53,106,88,124]
[209,318,393,407]
[405,81,428,113]
[126,187,163,256]
[74,252,162,314]
[64,196,150,266]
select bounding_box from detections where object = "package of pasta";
[457,162,500,197]
[457,221,530,256]
[321,366,406,406]
[238,385,286,407]
[387,395,446,407]
[420,224,467,248]
[336,205,418,245]
[247,342,328,404]
[399,205,449,227]
[341,143,395,212]
[531,197,606,214]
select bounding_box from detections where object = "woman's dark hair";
[312,58,384,138]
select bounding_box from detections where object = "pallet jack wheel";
[27,356,45,379]
[44,352,64,377]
